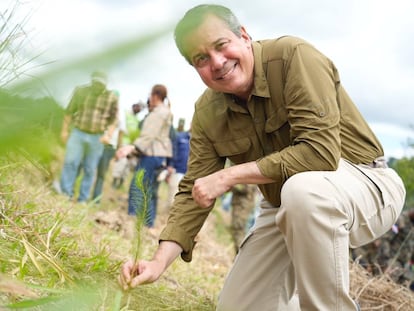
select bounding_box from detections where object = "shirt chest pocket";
[213,137,252,165]
[265,113,291,151]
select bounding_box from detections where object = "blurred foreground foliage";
[0,155,218,310]
[0,89,64,178]
[0,1,218,310]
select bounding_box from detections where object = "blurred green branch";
[0,1,42,88]
[0,0,173,179]
[9,25,173,93]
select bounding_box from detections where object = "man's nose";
[209,51,226,70]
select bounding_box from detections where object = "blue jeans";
[60,128,104,202]
[92,144,116,202]
[128,155,165,227]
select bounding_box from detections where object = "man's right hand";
[116,144,135,159]
[118,241,183,290]
[118,258,165,290]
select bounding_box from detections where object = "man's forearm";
[60,115,72,144]
[117,131,124,149]
[192,161,274,208]
[61,115,72,133]
[153,241,183,271]
[106,121,118,138]
[224,161,274,185]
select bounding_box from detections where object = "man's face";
[132,104,142,115]
[183,15,254,99]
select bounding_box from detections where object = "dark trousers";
[128,155,165,227]
[92,144,116,202]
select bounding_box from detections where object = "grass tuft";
[0,154,228,310]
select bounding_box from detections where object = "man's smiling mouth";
[215,62,237,80]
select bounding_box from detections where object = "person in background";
[230,184,257,254]
[126,101,146,143]
[354,208,414,291]
[352,239,382,275]
[166,118,190,208]
[91,91,126,203]
[119,5,405,311]
[117,84,173,229]
[60,71,118,202]
[221,159,259,254]
[112,102,145,189]
[377,208,414,288]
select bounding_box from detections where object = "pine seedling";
[132,168,151,263]
[116,169,151,310]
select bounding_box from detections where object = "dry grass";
[1,155,413,310]
[0,155,228,310]
[350,262,414,310]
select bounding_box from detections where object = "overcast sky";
[4,0,414,158]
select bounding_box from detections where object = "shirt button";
[319,111,325,117]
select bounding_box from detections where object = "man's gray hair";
[174,4,242,65]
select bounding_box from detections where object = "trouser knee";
[280,172,325,216]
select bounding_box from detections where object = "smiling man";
[119,4,406,311]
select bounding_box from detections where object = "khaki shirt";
[134,104,173,157]
[160,36,383,262]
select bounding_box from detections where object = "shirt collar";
[224,41,270,113]
[251,41,270,98]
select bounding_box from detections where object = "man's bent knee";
[280,172,327,212]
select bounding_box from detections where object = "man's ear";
[240,26,252,43]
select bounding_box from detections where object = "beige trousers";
[217,159,405,311]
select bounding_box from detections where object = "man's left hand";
[100,133,111,145]
[192,170,231,208]
[116,144,136,159]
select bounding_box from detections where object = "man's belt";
[76,127,103,135]
[367,156,388,169]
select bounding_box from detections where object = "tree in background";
[388,126,414,209]
[389,156,414,209]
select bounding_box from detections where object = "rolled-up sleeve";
[257,42,342,182]
[107,94,119,126]
[159,108,225,262]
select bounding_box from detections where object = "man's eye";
[194,55,209,67]
[216,40,230,50]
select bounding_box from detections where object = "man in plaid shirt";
[59,71,118,202]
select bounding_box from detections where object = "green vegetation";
[0,3,231,309]
[132,169,149,263]
[0,91,64,173]
[1,1,413,310]
[0,154,231,310]
[389,156,414,208]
